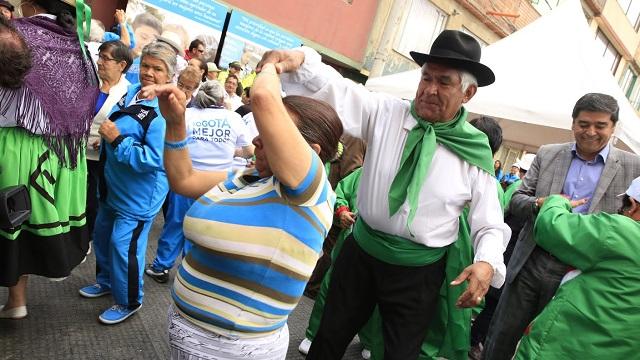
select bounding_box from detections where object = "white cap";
[157,31,183,54]
[516,153,536,171]
[622,176,640,202]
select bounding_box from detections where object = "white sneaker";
[0,305,28,319]
[298,337,312,355]
[361,348,371,359]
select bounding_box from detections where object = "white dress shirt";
[280,46,510,287]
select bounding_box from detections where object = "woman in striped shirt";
[142,63,343,359]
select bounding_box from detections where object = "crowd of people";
[0,2,639,360]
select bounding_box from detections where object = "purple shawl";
[0,16,98,168]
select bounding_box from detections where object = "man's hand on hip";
[451,261,494,308]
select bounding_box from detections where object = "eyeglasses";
[98,54,119,63]
[177,82,198,93]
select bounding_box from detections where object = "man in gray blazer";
[482,93,640,360]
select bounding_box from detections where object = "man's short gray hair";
[459,70,477,93]
[195,80,226,108]
[141,41,177,80]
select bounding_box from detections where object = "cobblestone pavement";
[0,215,363,360]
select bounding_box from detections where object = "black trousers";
[482,247,567,360]
[307,234,446,360]
[86,159,102,238]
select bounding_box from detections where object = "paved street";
[0,216,363,359]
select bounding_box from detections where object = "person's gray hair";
[195,80,226,108]
[421,63,478,92]
[459,70,477,93]
[89,19,105,42]
[141,41,177,79]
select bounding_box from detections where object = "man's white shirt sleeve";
[280,46,510,288]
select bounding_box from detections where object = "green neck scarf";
[388,101,494,232]
[74,0,92,60]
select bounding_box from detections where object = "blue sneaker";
[98,304,142,325]
[79,284,111,298]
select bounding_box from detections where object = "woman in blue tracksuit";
[78,41,175,325]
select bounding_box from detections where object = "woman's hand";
[114,9,126,24]
[140,84,187,141]
[98,120,120,143]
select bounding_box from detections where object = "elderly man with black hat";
[257,30,510,359]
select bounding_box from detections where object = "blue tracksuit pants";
[94,202,153,308]
[151,191,194,271]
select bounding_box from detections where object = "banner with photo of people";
[125,0,228,60]
[219,10,302,78]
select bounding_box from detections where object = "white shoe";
[0,305,28,319]
[361,349,371,359]
[298,337,312,355]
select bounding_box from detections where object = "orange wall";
[221,0,378,63]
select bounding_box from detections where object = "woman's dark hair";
[98,40,134,73]
[189,39,205,51]
[235,81,243,96]
[243,86,250,98]
[283,95,344,163]
[494,159,502,177]
[189,57,208,82]
[618,194,633,215]
[0,15,32,88]
[31,0,76,31]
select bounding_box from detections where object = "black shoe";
[144,264,169,283]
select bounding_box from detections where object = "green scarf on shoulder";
[388,102,494,231]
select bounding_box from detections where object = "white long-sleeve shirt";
[280,46,510,288]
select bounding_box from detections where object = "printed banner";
[219,10,301,75]
[125,0,228,61]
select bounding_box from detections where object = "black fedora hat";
[410,30,495,87]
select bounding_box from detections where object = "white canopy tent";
[365,0,640,154]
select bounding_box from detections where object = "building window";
[394,0,447,59]
[620,66,638,98]
[595,30,621,74]
[617,0,640,30]
[630,85,640,110]
[461,26,488,47]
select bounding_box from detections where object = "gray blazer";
[505,142,640,283]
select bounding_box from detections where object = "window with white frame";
[617,0,640,30]
[630,85,640,110]
[461,26,488,47]
[595,30,621,74]
[620,65,638,98]
[394,0,447,59]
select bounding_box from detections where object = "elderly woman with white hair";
[78,41,175,325]
[145,80,253,284]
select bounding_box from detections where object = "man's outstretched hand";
[451,261,494,308]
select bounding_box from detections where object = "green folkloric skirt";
[0,127,89,286]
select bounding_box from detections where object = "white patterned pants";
[167,304,289,360]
